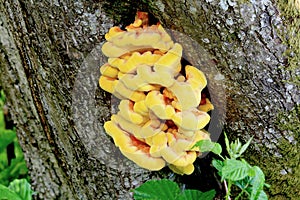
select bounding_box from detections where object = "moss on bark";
[276,0,300,85]
[266,2,300,198]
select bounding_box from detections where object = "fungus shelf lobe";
[99,11,214,175]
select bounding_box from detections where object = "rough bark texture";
[0,0,299,200]
[0,1,170,199]
[141,1,300,199]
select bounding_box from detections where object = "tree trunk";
[0,0,299,199]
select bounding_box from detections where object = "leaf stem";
[235,189,245,200]
[218,154,225,160]
[224,180,231,200]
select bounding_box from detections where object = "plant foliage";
[195,133,268,200]
[8,178,34,200]
[0,91,28,186]
[0,90,33,199]
[0,184,23,200]
[0,179,34,200]
[133,179,215,200]
[133,133,269,200]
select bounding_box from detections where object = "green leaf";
[222,159,250,181]
[13,139,24,159]
[224,132,230,156]
[0,184,22,200]
[0,150,9,171]
[0,129,16,153]
[229,139,242,159]
[8,179,34,200]
[0,110,4,129]
[212,159,223,173]
[248,167,256,177]
[256,190,268,200]
[133,179,180,200]
[193,140,222,155]
[10,157,28,176]
[176,189,216,200]
[0,157,28,186]
[238,137,253,157]
[231,139,241,152]
[250,166,266,200]
[224,133,253,159]
[0,90,5,102]
[234,176,251,191]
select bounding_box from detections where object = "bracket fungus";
[99,12,214,175]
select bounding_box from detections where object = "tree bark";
[0,0,299,199]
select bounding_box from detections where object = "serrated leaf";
[234,176,251,190]
[256,190,268,200]
[222,159,250,181]
[212,159,224,172]
[0,184,22,200]
[231,139,241,152]
[248,167,256,177]
[8,179,34,200]
[250,166,265,200]
[133,179,180,200]
[224,132,230,156]
[238,136,253,157]
[193,140,222,155]
[229,139,242,159]
[245,186,268,200]
[176,189,216,200]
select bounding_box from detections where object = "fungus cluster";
[99,12,214,175]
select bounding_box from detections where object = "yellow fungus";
[99,11,214,175]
